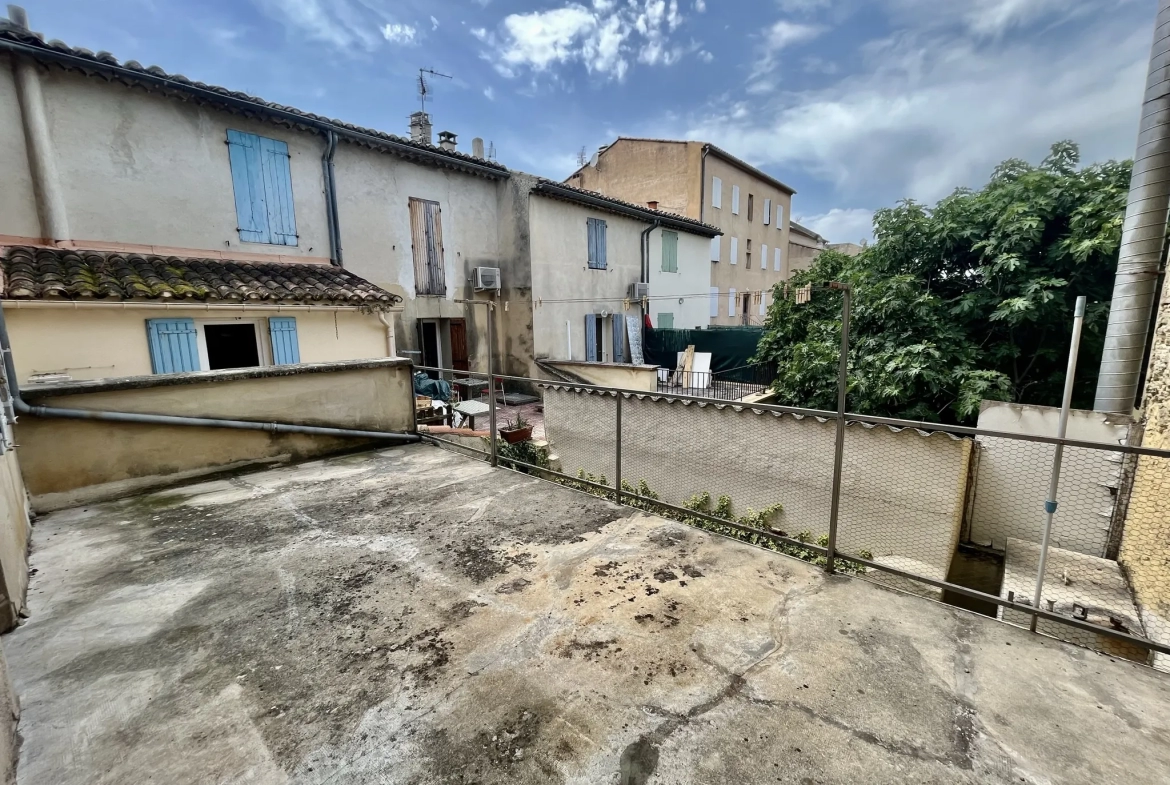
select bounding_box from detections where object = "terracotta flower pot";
[500,426,533,444]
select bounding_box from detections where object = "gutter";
[0,37,508,181]
[536,182,719,237]
[0,303,419,444]
[321,130,343,267]
[640,219,660,285]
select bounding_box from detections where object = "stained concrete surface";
[5,445,1170,784]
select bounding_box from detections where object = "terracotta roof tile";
[0,247,401,307]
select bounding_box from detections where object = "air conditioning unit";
[474,266,501,292]
[629,282,650,300]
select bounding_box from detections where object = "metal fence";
[415,365,1170,669]
[655,362,775,401]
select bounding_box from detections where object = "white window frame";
[764,198,771,225]
[776,203,785,229]
[194,317,271,372]
[761,244,768,272]
[774,246,783,272]
[730,236,738,265]
[710,235,721,262]
[731,185,740,215]
[711,176,722,209]
[709,287,720,317]
[759,290,767,317]
[729,288,737,316]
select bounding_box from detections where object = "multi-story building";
[788,221,829,276]
[566,138,796,326]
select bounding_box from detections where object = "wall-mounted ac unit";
[474,266,501,292]
[629,282,650,300]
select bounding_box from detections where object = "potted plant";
[500,411,533,444]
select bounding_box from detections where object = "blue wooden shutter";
[146,318,199,374]
[612,315,625,363]
[268,317,301,364]
[226,130,270,243]
[585,315,598,361]
[597,220,607,269]
[661,230,678,272]
[586,219,596,267]
[587,218,608,269]
[259,137,298,246]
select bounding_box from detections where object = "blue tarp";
[413,372,453,402]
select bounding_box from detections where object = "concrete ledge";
[540,359,658,392]
[22,357,413,398]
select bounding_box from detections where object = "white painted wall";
[969,401,1134,555]
[648,229,712,330]
[0,57,41,237]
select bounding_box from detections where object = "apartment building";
[566,138,796,326]
[788,221,829,276]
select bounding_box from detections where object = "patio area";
[6,444,1170,784]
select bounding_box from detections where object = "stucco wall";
[22,67,329,256]
[541,361,658,392]
[16,359,415,504]
[0,55,41,239]
[647,229,711,330]
[969,401,1133,556]
[788,234,824,275]
[528,195,642,364]
[565,140,693,217]
[3,304,391,384]
[543,388,971,583]
[0,449,29,632]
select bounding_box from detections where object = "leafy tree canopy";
[755,141,1130,423]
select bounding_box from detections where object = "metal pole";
[487,302,498,468]
[1030,295,1087,631]
[615,392,623,504]
[825,283,851,575]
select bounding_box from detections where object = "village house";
[565,137,796,326]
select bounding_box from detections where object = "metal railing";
[656,362,776,401]
[414,364,1170,668]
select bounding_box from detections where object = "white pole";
[1030,295,1087,632]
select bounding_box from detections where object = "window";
[730,236,738,265]
[731,185,740,215]
[658,312,674,329]
[226,130,298,246]
[709,287,720,318]
[747,194,754,221]
[746,239,752,269]
[409,197,446,295]
[711,176,722,209]
[587,217,608,269]
[728,288,737,316]
[613,315,625,363]
[762,244,768,272]
[764,198,772,225]
[776,203,785,229]
[146,317,299,374]
[585,314,604,361]
[774,245,783,272]
[710,235,721,262]
[759,290,768,317]
[661,230,678,272]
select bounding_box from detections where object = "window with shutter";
[409,198,446,295]
[776,203,785,229]
[775,246,783,272]
[709,287,719,318]
[268,317,301,365]
[728,288,737,316]
[711,177,722,209]
[759,291,767,317]
[612,314,625,363]
[146,318,200,374]
[661,230,678,272]
[761,244,768,272]
[710,235,721,262]
[747,194,754,221]
[658,312,674,328]
[585,315,601,361]
[587,218,607,269]
[226,130,298,246]
[731,185,740,215]
[764,198,771,225]
[730,236,738,265]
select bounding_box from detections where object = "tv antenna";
[417,68,453,113]
[576,146,588,167]
[487,142,497,162]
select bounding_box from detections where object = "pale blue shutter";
[260,137,298,246]
[268,317,301,364]
[585,315,598,361]
[146,318,200,374]
[659,313,674,328]
[226,130,270,243]
[587,219,608,269]
[661,230,678,272]
[612,315,625,363]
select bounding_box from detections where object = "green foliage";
[493,437,549,472]
[754,142,1130,423]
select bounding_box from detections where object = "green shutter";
[661,230,678,273]
[658,312,674,329]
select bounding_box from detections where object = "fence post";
[487,302,498,468]
[825,284,851,575]
[615,391,623,505]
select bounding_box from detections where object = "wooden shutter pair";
[226,130,298,246]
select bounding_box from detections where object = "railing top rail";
[413,364,1170,459]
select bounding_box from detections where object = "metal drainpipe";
[321,130,343,267]
[0,304,419,443]
[639,219,660,333]
[1094,0,1170,413]
[699,144,710,224]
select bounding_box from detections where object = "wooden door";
[450,319,469,373]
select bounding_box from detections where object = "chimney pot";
[6,5,28,28]
[408,111,433,145]
[472,137,485,158]
[438,130,457,152]
[647,200,659,210]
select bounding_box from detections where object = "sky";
[19,0,1158,243]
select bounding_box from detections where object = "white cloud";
[797,208,876,243]
[694,0,706,11]
[431,15,439,30]
[382,23,417,44]
[258,0,384,51]
[698,49,714,63]
[477,0,692,82]
[484,86,495,100]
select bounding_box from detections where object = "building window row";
[710,235,784,270]
[710,176,787,231]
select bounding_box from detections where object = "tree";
[755,142,1130,423]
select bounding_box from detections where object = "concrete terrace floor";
[6,446,1170,785]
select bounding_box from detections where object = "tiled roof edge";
[533,181,721,237]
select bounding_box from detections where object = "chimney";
[472,137,485,158]
[647,200,659,210]
[408,111,432,145]
[6,5,29,28]
[438,131,457,152]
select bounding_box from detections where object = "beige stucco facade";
[788,222,827,276]
[566,138,794,325]
[2,303,394,384]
